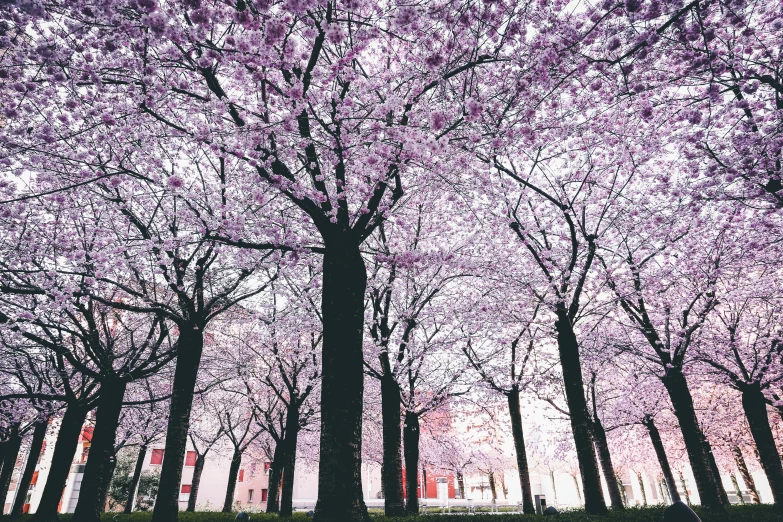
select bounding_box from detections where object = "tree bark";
[186,452,205,512]
[222,448,242,512]
[488,472,497,501]
[644,416,680,503]
[124,445,147,514]
[266,441,285,513]
[280,405,300,518]
[11,420,48,517]
[456,471,465,499]
[733,445,761,504]
[0,425,22,513]
[572,475,582,504]
[660,367,725,511]
[151,327,204,522]
[731,474,745,505]
[636,472,647,506]
[703,432,729,506]
[73,379,127,522]
[31,403,89,522]
[380,375,405,516]
[312,236,370,522]
[679,471,691,506]
[507,388,535,514]
[741,384,783,507]
[590,418,624,510]
[554,312,607,514]
[403,411,420,514]
[99,455,118,513]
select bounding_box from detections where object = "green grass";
[2,505,779,522]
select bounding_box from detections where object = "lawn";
[3,504,779,522]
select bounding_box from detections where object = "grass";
[2,505,779,522]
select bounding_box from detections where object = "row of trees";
[1,0,782,521]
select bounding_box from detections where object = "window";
[185,451,197,467]
[181,484,192,494]
[150,449,164,465]
[238,469,245,482]
[248,489,255,502]
[264,462,271,474]
[262,489,268,502]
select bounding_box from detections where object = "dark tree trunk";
[732,446,760,504]
[679,471,691,506]
[731,475,744,505]
[0,425,22,512]
[421,468,427,499]
[703,432,729,506]
[742,384,783,507]
[637,472,647,506]
[151,327,204,522]
[280,405,300,518]
[186,452,206,512]
[644,417,680,503]
[266,441,285,513]
[661,368,725,511]
[488,472,497,501]
[124,445,147,514]
[312,236,369,522]
[10,420,48,517]
[99,455,118,513]
[507,387,535,514]
[456,471,465,499]
[616,474,627,506]
[573,475,582,504]
[403,411,420,514]
[222,448,242,512]
[554,312,607,514]
[31,403,89,522]
[380,375,405,516]
[73,379,127,522]
[0,441,6,477]
[591,418,624,510]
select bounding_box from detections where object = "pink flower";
[167,175,184,189]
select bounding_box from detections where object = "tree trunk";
[380,375,404,516]
[679,471,691,506]
[151,327,204,522]
[488,472,497,501]
[742,384,783,506]
[266,441,285,513]
[222,448,242,512]
[280,405,300,518]
[0,425,22,512]
[591,418,624,509]
[703,432,729,506]
[403,411,420,514]
[186,452,206,512]
[644,416,680,503]
[554,312,607,514]
[10,420,48,517]
[617,474,627,506]
[99,455,118,513]
[31,403,89,522]
[456,471,465,499]
[312,236,369,522]
[73,379,127,522]
[733,446,761,504]
[731,474,745,505]
[124,445,147,514]
[573,475,582,504]
[637,472,647,506]
[507,388,535,514]
[661,368,725,511]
